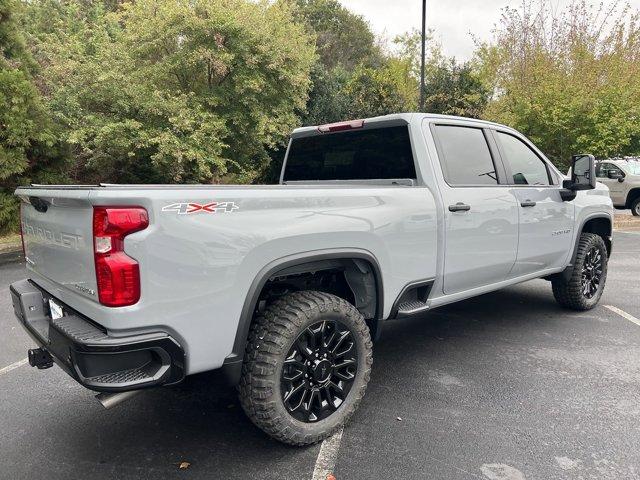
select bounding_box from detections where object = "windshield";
[623,162,640,175]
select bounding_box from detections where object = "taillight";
[93,207,149,307]
[317,119,365,133]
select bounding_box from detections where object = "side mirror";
[561,154,596,201]
[607,170,625,182]
[569,154,596,191]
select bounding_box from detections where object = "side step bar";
[396,300,429,317]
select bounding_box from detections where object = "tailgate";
[18,188,97,301]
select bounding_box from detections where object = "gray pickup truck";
[9,113,613,445]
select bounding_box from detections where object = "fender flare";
[560,213,612,282]
[221,248,384,384]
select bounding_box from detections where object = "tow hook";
[27,348,53,369]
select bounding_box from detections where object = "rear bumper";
[9,279,185,392]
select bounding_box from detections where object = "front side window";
[433,125,498,186]
[597,162,624,178]
[496,132,550,186]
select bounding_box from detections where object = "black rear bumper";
[10,279,185,392]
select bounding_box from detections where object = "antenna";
[420,0,426,111]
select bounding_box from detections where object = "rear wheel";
[239,291,372,445]
[552,232,608,310]
[631,197,640,216]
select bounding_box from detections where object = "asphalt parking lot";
[1,231,639,480]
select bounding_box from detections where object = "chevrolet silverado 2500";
[9,113,613,445]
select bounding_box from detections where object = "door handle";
[520,200,537,207]
[448,202,471,212]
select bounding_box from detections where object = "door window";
[496,132,551,186]
[433,125,498,186]
[597,162,623,179]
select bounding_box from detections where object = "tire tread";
[238,290,373,446]
[552,232,608,310]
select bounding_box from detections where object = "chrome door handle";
[520,200,537,207]
[449,202,471,212]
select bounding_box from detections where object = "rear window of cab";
[283,126,416,182]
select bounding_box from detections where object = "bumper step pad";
[10,279,185,392]
[88,367,153,385]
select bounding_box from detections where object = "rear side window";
[496,132,551,186]
[433,125,498,186]
[283,126,416,181]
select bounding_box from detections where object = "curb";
[0,249,24,266]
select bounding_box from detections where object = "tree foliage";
[479,0,640,167]
[0,0,68,233]
[293,0,381,71]
[343,63,415,119]
[29,0,315,184]
[422,59,489,118]
[3,0,640,233]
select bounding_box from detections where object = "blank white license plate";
[49,299,63,320]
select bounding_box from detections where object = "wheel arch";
[578,215,612,257]
[222,249,383,384]
[625,187,640,209]
[558,214,612,282]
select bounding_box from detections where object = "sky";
[338,0,640,61]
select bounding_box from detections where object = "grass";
[0,233,22,254]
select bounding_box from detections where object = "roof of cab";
[291,113,516,137]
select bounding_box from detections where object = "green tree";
[343,63,415,119]
[0,0,68,233]
[33,0,315,184]
[422,59,489,118]
[262,0,386,183]
[293,0,381,71]
[478,0,640,167]
[299,64,351,126]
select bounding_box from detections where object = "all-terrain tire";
[238,291,373,446]
[552,232,608,311]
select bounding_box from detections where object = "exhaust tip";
[95,390,142,409]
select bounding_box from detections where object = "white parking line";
[0,358,28,376]
[312,426,343,480]
[604,305,640,328]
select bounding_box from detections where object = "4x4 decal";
[162,202,239,215]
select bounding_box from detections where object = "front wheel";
[552,232,608,310]
[631,197,640,216]
[239,291,373,446]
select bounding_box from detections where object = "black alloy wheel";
[581,246,603,299]
[239,291,372,445]
[281,320,358,423]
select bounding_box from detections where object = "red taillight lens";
[317,119,364,133]
[93,207,149,307]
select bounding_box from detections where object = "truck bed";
[16,183,438,374]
